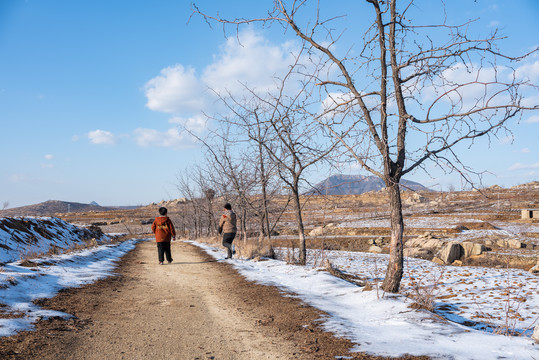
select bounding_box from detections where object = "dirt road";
[1,240,395,360]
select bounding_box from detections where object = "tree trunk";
[241,207,248,242]
[291,188,307,265]
[258,214,265,244]
[207,199,215,236]
[258,140,272,242]
[381,181,404,293]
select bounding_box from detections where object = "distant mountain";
[0,200,122,217]
[90,201,100,206]
[307,174,430,195]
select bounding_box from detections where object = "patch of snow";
[0,240,138,337]
[191,241,539,360]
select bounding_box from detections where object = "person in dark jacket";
[151,207,176,264]
[218,203,237,259]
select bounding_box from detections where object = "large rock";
[530,259,539,274]
[309,226,324,236]
[496,239,523,249]
[404,248,433,260]
[405,236,445,260]
[405,238,424,248]
[432,257,445,265]
[461,242,485,257]
[437,243,463,264]
[405,237,445,249]
[368,245,383,253]
[423,239,446,249]
[533,324,539,343]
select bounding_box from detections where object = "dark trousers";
[222,233,236,258]
[157,242,172,263]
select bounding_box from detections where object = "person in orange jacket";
[151,207,176,265]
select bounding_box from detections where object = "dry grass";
[404,260,445,312]
[237,239,275,260]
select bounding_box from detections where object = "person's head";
[158,207,168,216]
[224,203,232,211]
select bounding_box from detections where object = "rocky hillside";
[308,174,430,195]
[0,217,110,264]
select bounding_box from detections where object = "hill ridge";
[308,174,429,195]
[0,200,134,217]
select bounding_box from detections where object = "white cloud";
[168,114,207,134]
[521,148,531,153]
[72,135,80,142]
[525,115,539,123]
[509,162,539,171]
[40,163,54,169]
[144,28,303,118]
[521,94,539,109]
[133,127,195,149]
[144,64,207,114]
[88,130,118,145]
[44,154,54,160]
[202,29,299,96]
[515,61,539,82]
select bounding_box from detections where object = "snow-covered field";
[334,215,539,244]
[337,215,539,232]
[0,240,137,337]
[193,241,539,360]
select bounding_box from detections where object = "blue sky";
[1,0,538,208]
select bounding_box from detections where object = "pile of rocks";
[404,232,486,265]
[366,237,385,253]
[486,238,524,249]
[404,193,426,206]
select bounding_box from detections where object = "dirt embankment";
[0,241,428,360]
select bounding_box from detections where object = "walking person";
[151,207,176,265]
[218,203,237,259]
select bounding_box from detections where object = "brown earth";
[0,240,428,360]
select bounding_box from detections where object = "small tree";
[213,76,338,264]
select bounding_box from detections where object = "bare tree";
[2,201,9,211]
[176,169,205,238]
[194,0,538,291]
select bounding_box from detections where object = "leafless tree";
[2,201,9,211]
[176,169,205,238]
[193,0,538,291]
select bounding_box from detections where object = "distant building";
[521,209,539,219]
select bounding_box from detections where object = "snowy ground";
[193,241,539,360]
[0,217,111,264]
[0,240,137,337]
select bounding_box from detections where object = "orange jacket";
[151,216,176,242]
